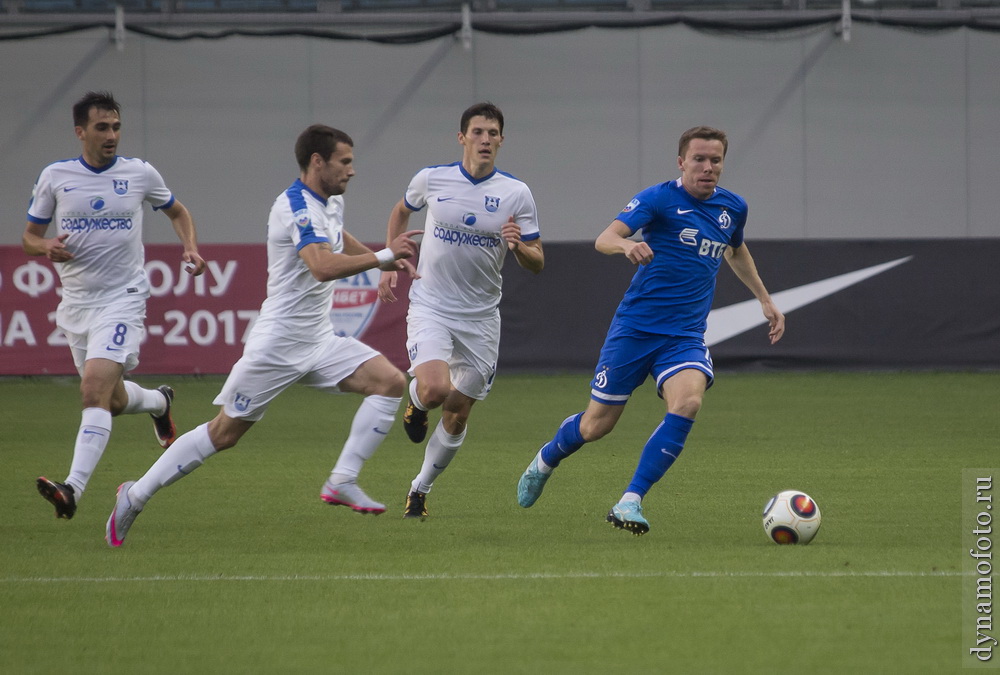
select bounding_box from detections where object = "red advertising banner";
[0,244,412,375]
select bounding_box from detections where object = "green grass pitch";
[1,371,995,673]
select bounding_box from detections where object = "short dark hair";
[678,126,729,159]
[73,91,121,128]
[460,102,504,135]
[294,125,354,171]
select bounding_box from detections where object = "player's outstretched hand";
[377,229,422,276]
[384,229,420,265]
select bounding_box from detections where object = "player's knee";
[79,382,109,410]
[671,395,703,419]
[377,368,407,398]
[418,381,450,408]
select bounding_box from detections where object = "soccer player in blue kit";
[517,126,785,536]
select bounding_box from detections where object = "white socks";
[412,420,467,494]
[63,384,167,496]
[65,407,112,496]
[535,452,554,475]
[121,381,168,416]
[129,422,217,508]
[329,395,401,484]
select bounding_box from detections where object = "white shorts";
[56,297,146,375]
[406,306,499,401]
[214,331,380,422]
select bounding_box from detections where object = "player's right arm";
[23,168,71,261]
[596,219,652,265]
[22,223,73,262]
[378,198,419,303]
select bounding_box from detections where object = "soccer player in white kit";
[378,102,545,519]
[24,91,206,521]
[105,125,421,547]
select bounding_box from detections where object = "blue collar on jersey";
[457,161,497,185]
[292,178,329,204]
[78,155,119,173]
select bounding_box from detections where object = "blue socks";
[625,413,695,498]
[540,413,585,467]
[538,410,694,499]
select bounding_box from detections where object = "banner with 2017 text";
[3,239,998,375]
[0,244,412,376]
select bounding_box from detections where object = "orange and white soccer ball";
[762,490,821,545]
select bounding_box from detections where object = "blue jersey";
[613,178,747,338]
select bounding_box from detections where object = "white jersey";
[26,155,174,308]
[249,179,345,343]
[403,162,540,320]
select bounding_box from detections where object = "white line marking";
[0,570,963,583]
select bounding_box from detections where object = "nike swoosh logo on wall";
[704,256,913,346]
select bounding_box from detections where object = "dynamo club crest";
[329,269,379,338]
[112,179,129,195]
[484,195,500,212]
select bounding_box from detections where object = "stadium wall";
[1,22,999,244]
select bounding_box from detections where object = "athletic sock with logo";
[411,420,466,494]
[120,380,167,415]
[624,413,694,498]
[129,422,217,508]
[65,407,113,496]
[539,412,585,471]
[329,394,401,483]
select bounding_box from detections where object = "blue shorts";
[589,326,714,406]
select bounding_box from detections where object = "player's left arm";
[724,243,785,344]
[161,199,207,276]
[501,216,544,274]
